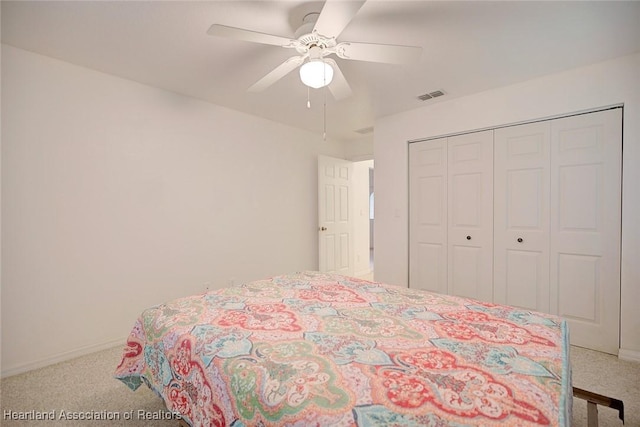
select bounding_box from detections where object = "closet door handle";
[517,237,523,243]
[466,235,471,240]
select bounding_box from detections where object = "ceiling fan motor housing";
[308,45,325,60]
[294,11,336,54]
[295,33,336,55]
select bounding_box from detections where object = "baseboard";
[354,268,373,278]
[1,337,126,378]
[618,348,640,363]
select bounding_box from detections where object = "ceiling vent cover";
[355,126,374,135]
[418,90,445,101]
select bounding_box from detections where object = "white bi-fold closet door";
[494,109,622,354]
[409,108,622,354]
[409,130,494,301]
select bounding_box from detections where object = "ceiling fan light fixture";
[299,60,334,89]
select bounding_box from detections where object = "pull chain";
[323,62,327,141]
[304,62,329,141]
[323,84,327,141]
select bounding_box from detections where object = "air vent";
[418,90,445,101]
[354,126,374,135]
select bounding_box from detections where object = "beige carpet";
[1,345,638,426]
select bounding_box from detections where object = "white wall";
[1,45,346,376]
[344,134,374,161]
[374,52,640,360]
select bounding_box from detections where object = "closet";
[409,108,622,354]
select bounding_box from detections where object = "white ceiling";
[3,1,640,142]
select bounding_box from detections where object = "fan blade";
[207,24,297,48]
[325,59,352,100]
[313,0,366,39]
[336,42,422,64]
[248,56,305,92]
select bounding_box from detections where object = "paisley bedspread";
[115,271,571,426]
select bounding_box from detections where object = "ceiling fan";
[207,0,422,100]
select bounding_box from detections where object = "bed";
[114,271,571,426]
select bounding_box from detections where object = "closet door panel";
[550,108,622,355]
[450,245,482,298]
[409,139,448,294]
[447,130,493,302]
[494,122,550,312]
[504,250,544,309]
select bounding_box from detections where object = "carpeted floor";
[1,345,638,426]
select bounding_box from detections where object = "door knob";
[320,227,327,231]
[517,237,523,243]
[466,235,471,240]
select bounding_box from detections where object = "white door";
[409,138,448,294]
[550,109,622,354]
[318,155,354,276]
[447,131,494,302]
[494,122,551,312]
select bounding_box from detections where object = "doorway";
[354,160,374,280]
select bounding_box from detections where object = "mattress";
[115,271,571,426]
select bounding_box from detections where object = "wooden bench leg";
[587,401,598,427]
[573,386,624,425]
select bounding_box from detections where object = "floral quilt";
[115,271,571,426]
